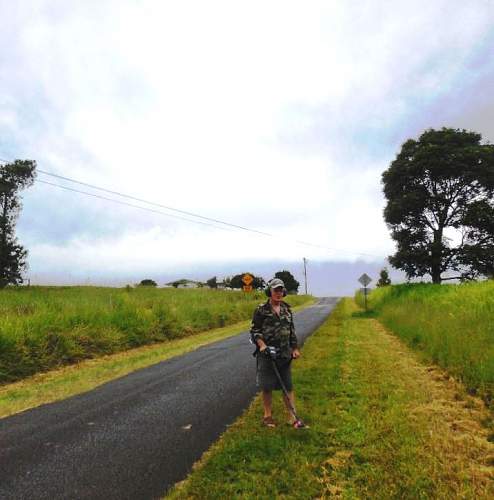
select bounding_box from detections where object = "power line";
[37,169,273,237]
[2,157,269,235]
[35,169,381,258]
[35,180,236,232]
[2,156,383,259]
[3,159,232,231]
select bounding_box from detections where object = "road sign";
[243,285,253,292]
[358,273,372,287]
[242,273,254,286]
[358,273,372,311]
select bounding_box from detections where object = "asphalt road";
[0,298,339,500]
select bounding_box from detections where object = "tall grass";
[0,286,310,384]
[356,281,494,401]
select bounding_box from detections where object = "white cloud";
[2,0,494,292]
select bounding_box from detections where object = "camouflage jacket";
[250,300,298,359]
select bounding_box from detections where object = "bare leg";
[262,390,273,418]
[282,391,296,423]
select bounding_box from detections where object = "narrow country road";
[0,298,339,500]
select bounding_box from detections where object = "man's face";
[271,286,284,301]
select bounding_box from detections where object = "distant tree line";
[206,270,300,294]
[134,271,301,293]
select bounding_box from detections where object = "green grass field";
[356,281,494,403]
[0,286,310,384]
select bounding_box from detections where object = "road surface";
[0,298,339,499]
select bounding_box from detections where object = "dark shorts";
[256,355,293,392]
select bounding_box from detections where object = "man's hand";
[292,348,301,359]
[264,346,278,359]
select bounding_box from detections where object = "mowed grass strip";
[0,300,314,419]
[356,281,494,403]
[167,299,494,499]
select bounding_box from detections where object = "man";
[250,278,301,427]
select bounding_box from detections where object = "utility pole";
[303,257,308,295]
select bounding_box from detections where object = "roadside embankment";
[0,286,311,384]
[356,281,494,404]
[168,298,494,499]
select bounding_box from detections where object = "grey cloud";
[17,182,182,246]
[276,18,494,168]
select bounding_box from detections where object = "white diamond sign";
[358,273,372,287]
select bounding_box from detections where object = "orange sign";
[242,273,254,286]
[243,285,253,292]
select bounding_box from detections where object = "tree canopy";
[206,276,217,288]
[0,160,36,288]
[376,267,391,287]
[138,279,157,287]
[274,270,300,294]
[382,128,494,283]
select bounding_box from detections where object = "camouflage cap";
[268,278,285,289]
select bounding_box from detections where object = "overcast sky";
[1,1,494,295]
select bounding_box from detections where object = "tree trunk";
[430,229,443,284]
[431,269,442,284]
[0,193,10,288]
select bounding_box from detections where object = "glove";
[263,346,278,359]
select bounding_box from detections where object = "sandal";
[263,416,276,428]
[286,419,309,429]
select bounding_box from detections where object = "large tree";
[206,276,217,288]
[0,160,36,288]
[376,267,391,287]
[382,128,494,283]
[274,270,300,294]
[138,279,157,287]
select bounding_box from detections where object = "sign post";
[242,273,254,292]
[358,273,372,311]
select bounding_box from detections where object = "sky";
[1,0,494,295]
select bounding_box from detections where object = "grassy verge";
[168,299,494,499]
[0,300,314,419]
[0,286,311,384]
[355,281,494,403]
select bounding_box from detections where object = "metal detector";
[269,357,308,429]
